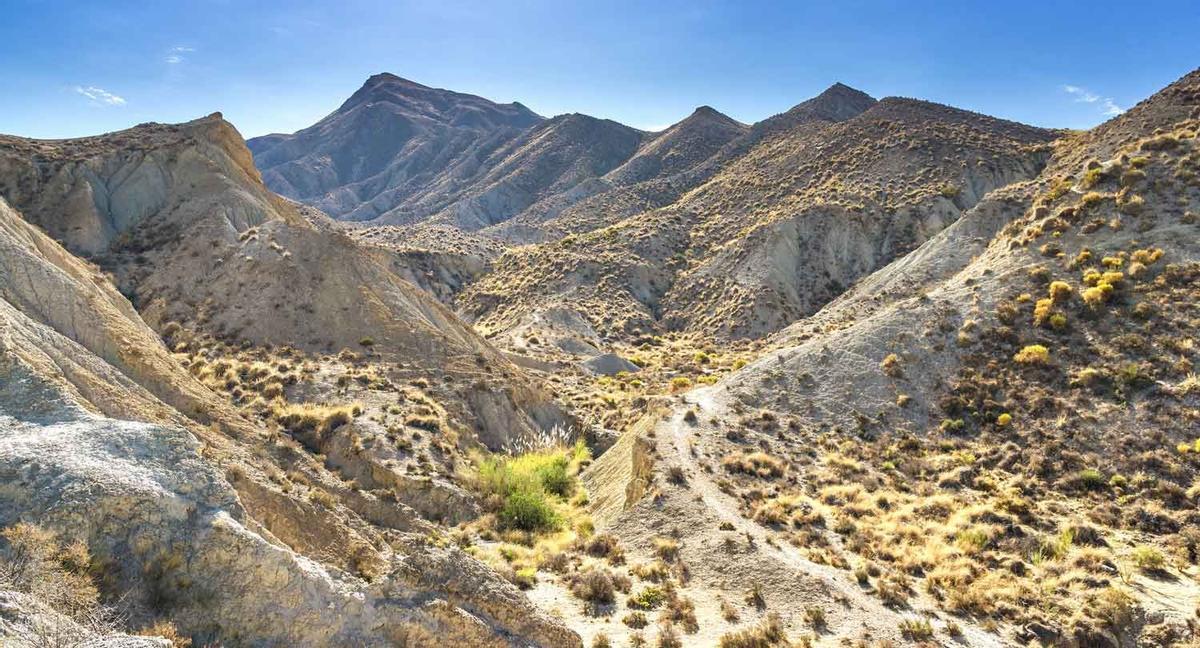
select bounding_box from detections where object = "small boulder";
[582,353,640,376]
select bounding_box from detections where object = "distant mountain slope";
[248,73,543,222]
[606,106,748,186]
[484,83,876,244]
[459,86,1057,349]
[484,104,752,242]
[416,113,646,230]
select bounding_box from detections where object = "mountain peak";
[676,105,743,131]
[328,74,541,128]
[766,82,877,126]
[354,73,433,102]
[745,82,876,139]
[811,82,875,108]
[363,72,424,87]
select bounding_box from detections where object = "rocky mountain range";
[2,67,1199,648]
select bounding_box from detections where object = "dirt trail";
[665,387,1011,647]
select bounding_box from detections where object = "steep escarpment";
[0,114,565,445]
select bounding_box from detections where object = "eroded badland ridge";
[1,68,1198,647]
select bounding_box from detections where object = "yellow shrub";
[1014,345,1050,364]
[1131,248,1164,265]
[273,402,363,436]
[1048,281,1073,302]
[1033,298,1054,327]
[1082,287,1105,308]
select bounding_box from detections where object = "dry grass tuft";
[717,612,786,648]
[722,452,786,478]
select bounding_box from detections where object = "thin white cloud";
[75,86,126,106]
[1063,84,1123,117]
[165,45,195,64]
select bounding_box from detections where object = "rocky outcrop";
[0,191,580,646]
[0,405,577,647]
[0,114,282,258]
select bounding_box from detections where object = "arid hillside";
[484,103,751,243]
[3,67,1199,648]
[419,112,647,230]
[570,67,1200,648]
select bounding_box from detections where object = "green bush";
[627,586,666,610]
[530,454,572,496]
[500,490,560,532]
[1132,545,1165,572]
[479,442,591,532]
[1078,469,1106,490]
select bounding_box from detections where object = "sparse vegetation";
[568,567,629,605]
[722,452,786,478]
[628,585,666,610]
[0,523,108,627]
[5,51,1200,648]
[1131,545,1166,572]
[274,401,363,436]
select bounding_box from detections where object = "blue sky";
[1,0,1196,139]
